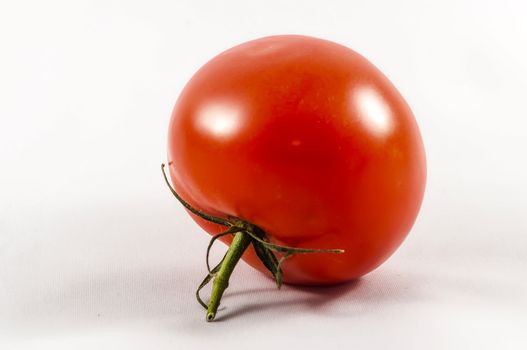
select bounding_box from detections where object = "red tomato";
[167,35,426,286]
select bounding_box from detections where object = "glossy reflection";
[353,87,393,136]
[196,101,243,139]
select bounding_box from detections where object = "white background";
[1,1,526,349]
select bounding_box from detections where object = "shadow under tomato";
[212,271,427,322]
[215,280,362,322]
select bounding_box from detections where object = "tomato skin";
[168,35,426,285]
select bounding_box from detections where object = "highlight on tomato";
[163,35,426,321]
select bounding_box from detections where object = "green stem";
[206,231,252,321]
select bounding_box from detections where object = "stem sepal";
[162,164,345,321]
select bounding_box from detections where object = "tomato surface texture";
[167,35,426,285]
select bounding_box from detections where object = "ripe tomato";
[167,35,426,286]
